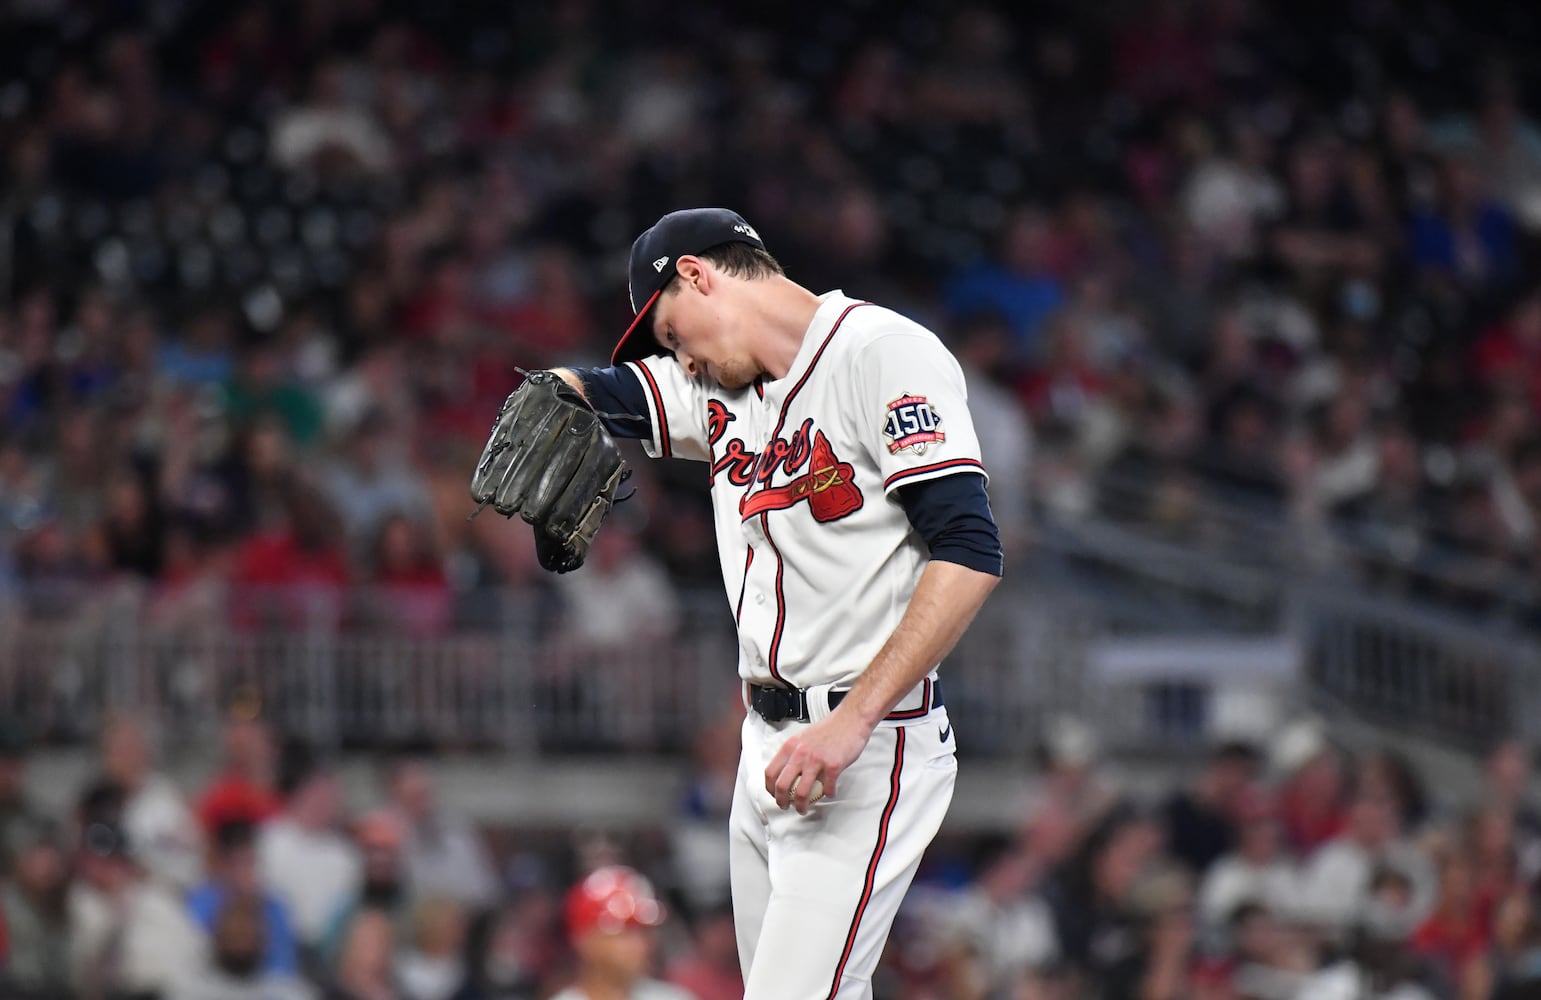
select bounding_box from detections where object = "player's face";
[652,272,756,390]
[578,926,653,982]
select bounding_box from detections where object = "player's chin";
[713,368,753,391]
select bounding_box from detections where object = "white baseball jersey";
[618,289,986,999]
[623,290,987,706]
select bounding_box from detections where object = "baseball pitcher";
[471,208,1002,999]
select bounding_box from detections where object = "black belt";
[748,678,943,724]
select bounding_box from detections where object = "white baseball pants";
[730,701,957,999]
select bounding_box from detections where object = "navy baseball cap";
[611,208,768,366]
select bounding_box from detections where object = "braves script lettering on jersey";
[623,290,987,997]
[629,292,984,691]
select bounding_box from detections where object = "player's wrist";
[834,692,885,732]
[548,367,588,399]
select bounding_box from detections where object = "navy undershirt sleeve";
[568,366,655,440]
[566,366,1001,573]
[896,474,1005,577]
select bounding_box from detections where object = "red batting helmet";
[564,865,665,941]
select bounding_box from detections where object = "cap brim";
[611,287,664,367]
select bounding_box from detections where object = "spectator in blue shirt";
[1409,151,1519,291]
[946,206,1067,359]
[186,818,301,976]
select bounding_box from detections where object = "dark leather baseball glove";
[469,370,629,573]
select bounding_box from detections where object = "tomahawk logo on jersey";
[620,291,987,698]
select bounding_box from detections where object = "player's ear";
[675,255,707,292]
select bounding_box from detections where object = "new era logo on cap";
[612,208,770,367]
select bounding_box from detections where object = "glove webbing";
[467,369,644,523]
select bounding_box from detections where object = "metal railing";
[0,585,737,755]
[1093,466,1541,621]
[0,576,1128,758]
[1,513,1535,760]
[1291,584,1541,752]
[1032,508,1541,751]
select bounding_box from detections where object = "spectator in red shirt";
[1272,725,1348,857]
[1472,292,1541,417]
[1411,844,1491,993]
[1016,313,1108,425]
[1466,806,1520,922]
[1112,0,1214,109]
[230,479,351,631]
[361,512,451,638]
[493,247,594,368]
[197,710,281,834]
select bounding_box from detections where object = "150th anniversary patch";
[883,393,945,455]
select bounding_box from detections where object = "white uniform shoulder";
[824,297,948,355]
[811,294,984,496]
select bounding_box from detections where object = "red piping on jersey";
[740,301,869,689]
[766,302,870,437]
[882,457,985,492]
[734,545,754,625]
[827,727,905,998]
[742,301,871,513]
[633,360,671,459]
[762,513,788,686]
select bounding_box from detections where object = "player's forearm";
[836,560,999,730]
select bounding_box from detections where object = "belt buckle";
[753,684,810,723]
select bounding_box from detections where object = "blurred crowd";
[6,0,1541,992]
[881,716,1541,1000]
[5,704,1541,1000]
[0,706,751,1000]
[1,0,1541,632]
